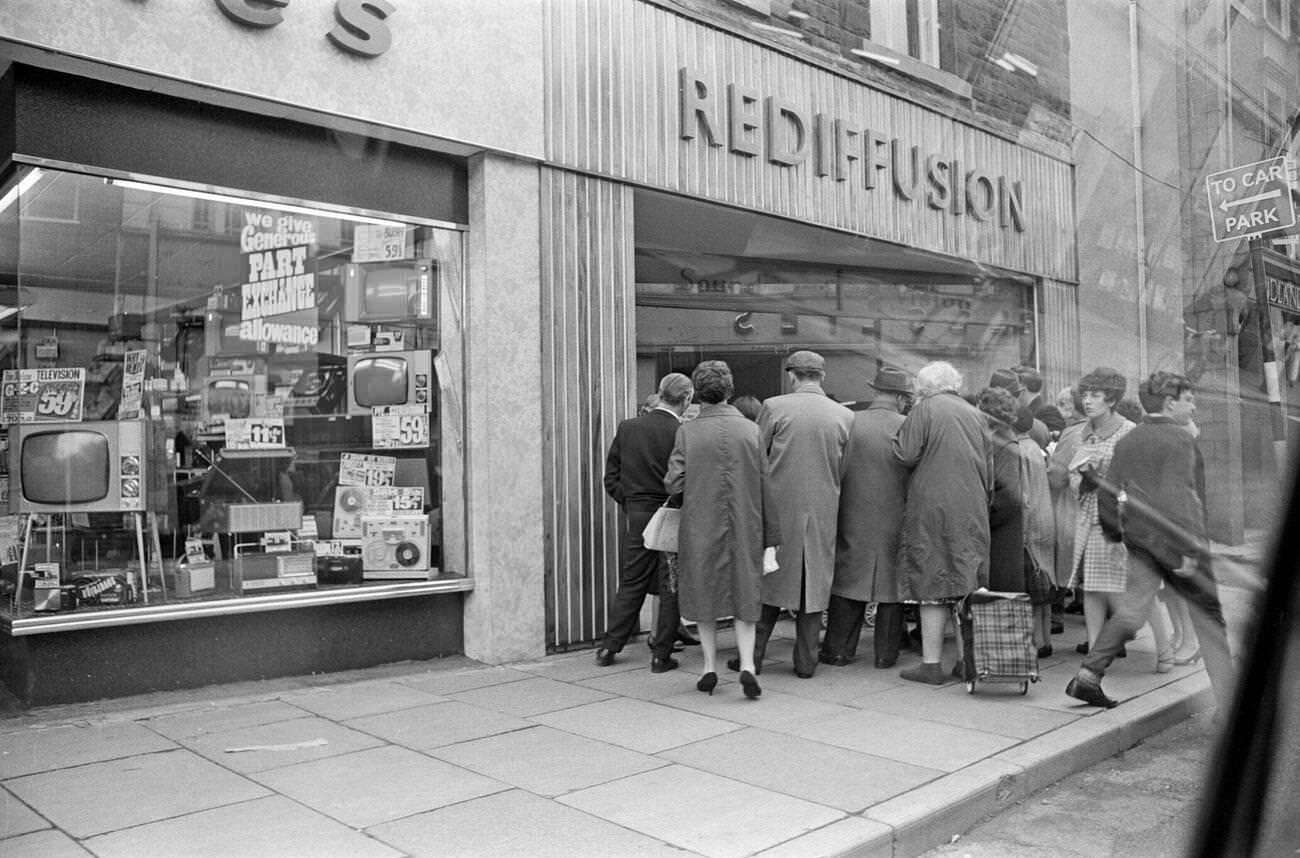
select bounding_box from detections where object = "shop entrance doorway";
[655,348,783,403]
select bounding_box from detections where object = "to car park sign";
[1206,156,1296,242]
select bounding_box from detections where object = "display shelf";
[2,574,473,636]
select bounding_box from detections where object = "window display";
[0,166,466,623]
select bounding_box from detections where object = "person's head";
[732,393,761,422]
[1115,397,1144,423]
[638,393,661,416]
[691,361,734,405]
[657,372,694,413]
[1036,404,1066,435]
[1139,371,1196,424]
[988,368,1025,402]
[1076,366,1126,421]
[915,361,963,398]
[1056,385,1083,421]
[784,350,826,385]
[1016,365,1044,396]
[867,365,912,411]
[977,386,1018,427]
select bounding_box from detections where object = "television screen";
[21,430,112,505]
[352,356,409,408]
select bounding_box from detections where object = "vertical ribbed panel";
[1041,278,1081,393]
[543,0,1077,283]
[539,168,635,650]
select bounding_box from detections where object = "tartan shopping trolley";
[955,589,1040,695]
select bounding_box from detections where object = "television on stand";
[9,419,148,515]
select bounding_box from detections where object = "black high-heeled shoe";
[696,672,718,695]
[740,670,761,699]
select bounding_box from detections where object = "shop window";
[0,166,467,624]
[1264,0,1291,35]
[870,0,940,68]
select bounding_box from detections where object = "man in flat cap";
[597,372,693,673]
[822,365,914,668]
[730,350,852,678]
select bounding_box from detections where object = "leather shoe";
[594,648,615,667]
[900,662,948,685]
[1051,620,1065,635]
[650,656,679,673]
[818,652,850,667]
[874,656,897,669]
[726,656,761,675]
[1066,675,1118,708]
[676,625,701,646]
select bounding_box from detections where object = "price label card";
[352,224,411,263]
[224,417,286,449]
[372,405,430,449]
[1,368,86,423]
[338,452,396,487]
[367,486,424,514]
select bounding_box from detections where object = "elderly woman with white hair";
[891,361,993,684]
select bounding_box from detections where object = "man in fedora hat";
[822,365,915,668]
[729,350,852,678]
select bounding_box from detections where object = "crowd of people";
[599,351,1233,710]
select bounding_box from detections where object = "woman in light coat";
[665,361,779,700]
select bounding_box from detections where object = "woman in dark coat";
[893,361,991,684]
[665,361,779,699]
[978,386,1026,594]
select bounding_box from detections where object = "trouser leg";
[649,553,681,660]
[600,507,659,653]
[821,594,865,660]
[754,603,780,668]
[1169,556,1234,708]
[1082,548,1159,677]
[873,602,905,665]
[793,609,822,676]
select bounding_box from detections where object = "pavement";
[0,539,1264,858]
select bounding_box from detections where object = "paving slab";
[559,763,845,858]
[250,744,506,828]
[82,795,403,858]
[5,748,269,838]
[369,788,696,858]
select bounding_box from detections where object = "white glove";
[763,546,779,574]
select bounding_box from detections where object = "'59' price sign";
[371,405,430,449]
[1,368,86,423]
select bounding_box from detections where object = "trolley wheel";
[966,680,976,694]
[1019,681,1029,695]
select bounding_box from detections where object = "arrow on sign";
[1221,189,1282,211]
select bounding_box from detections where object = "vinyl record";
[394,541,422,567]
[338,487,366,512]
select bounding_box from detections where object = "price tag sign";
[372,405,430,449]
[338,452,396,486]
[352,224,411,263]
[367,486,424,514]
[1,368,86,423]
[224,417,286,449]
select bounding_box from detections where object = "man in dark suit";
[596,373,693,672]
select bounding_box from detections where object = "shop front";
[0,2,549,704]
[538,0,1079,650]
